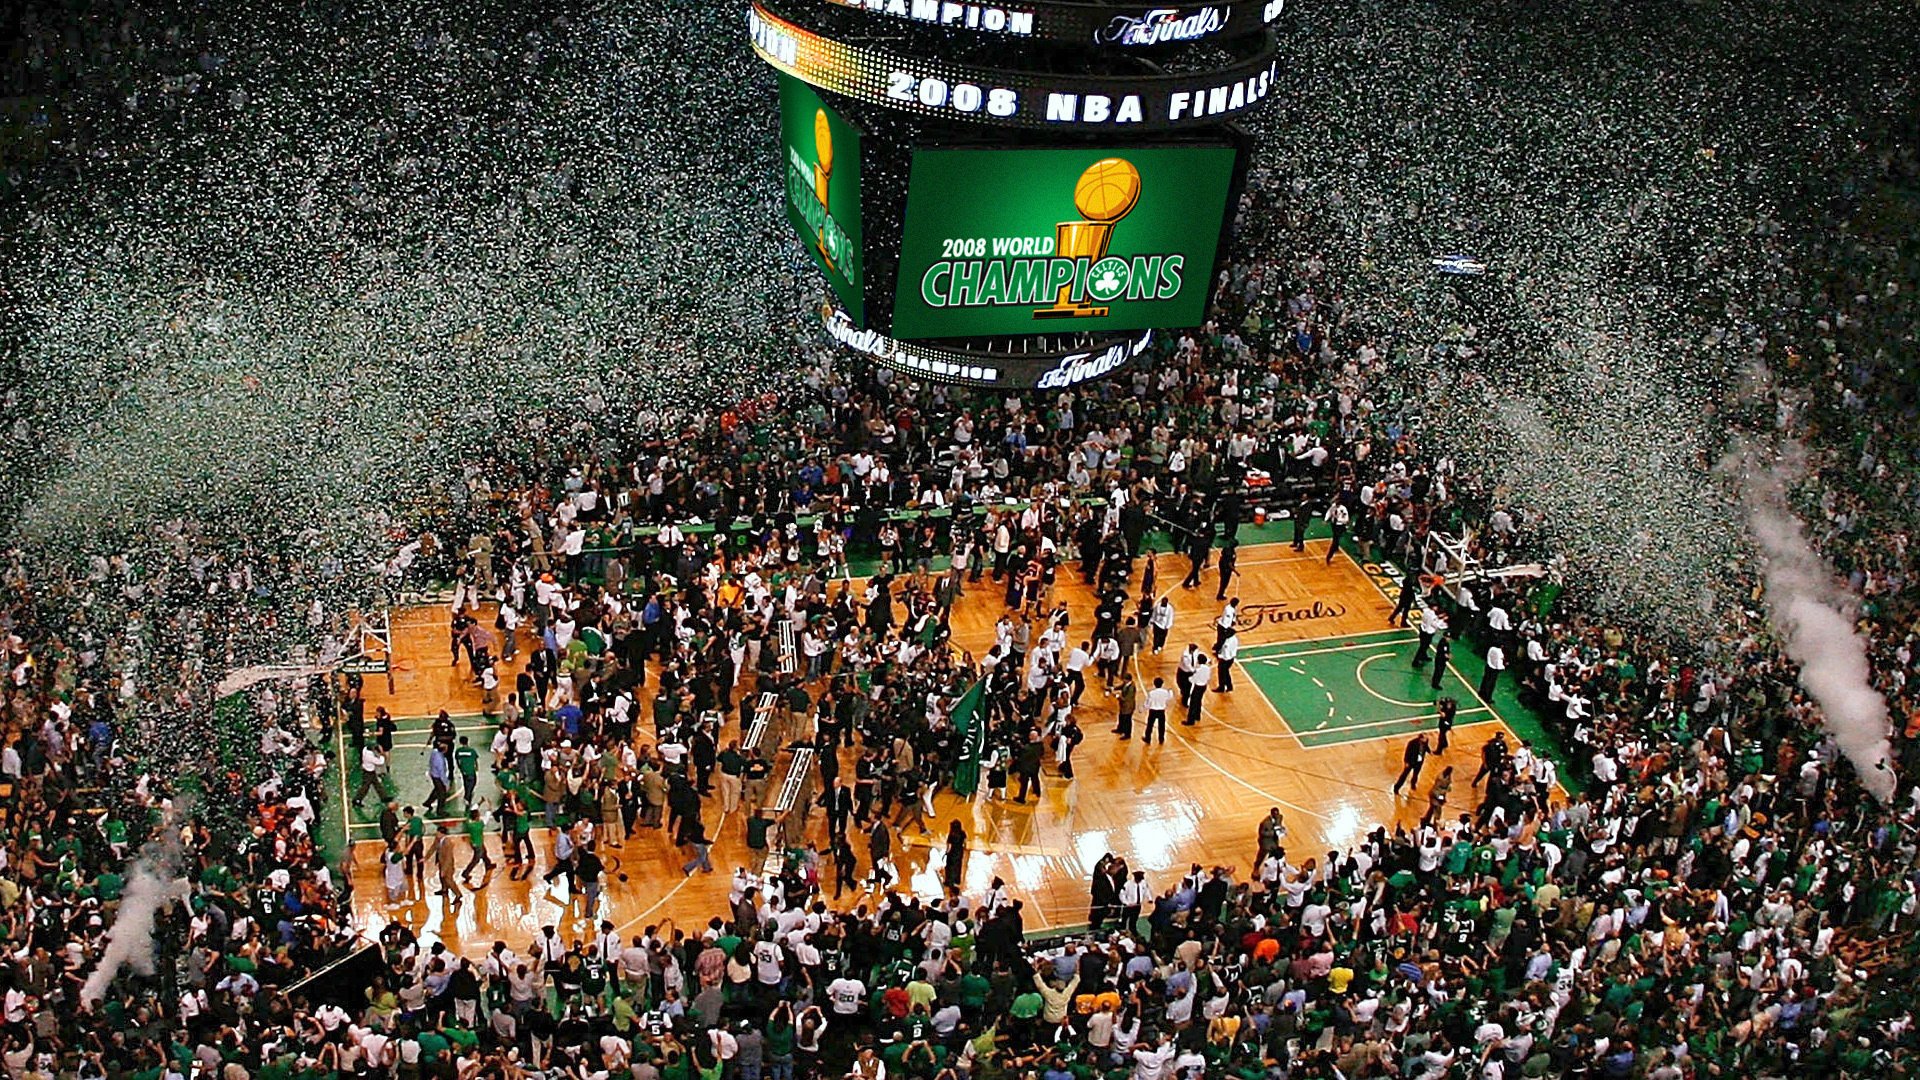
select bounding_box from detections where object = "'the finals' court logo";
[917,157,1186,320]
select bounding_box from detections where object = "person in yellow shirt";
[1206,1009,1242,1047]
[1031,959,1080,1026]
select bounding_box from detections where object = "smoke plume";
[1738,442,1896,802]
[81,804,192,1006]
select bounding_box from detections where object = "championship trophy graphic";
[812,108,836,270]
[1033,157,1141,320]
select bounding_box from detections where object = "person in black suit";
[1434,698,1457,754]
[1391,571,1420,627]
[1181,520,1211,589]
[527,647,557,705]
[1392,734,1431,796]
[1215,539,1239,602]
[1088,855,1120,929]
[821,779,853,840]
[1119,500,1148,556]
[865,576,893,634]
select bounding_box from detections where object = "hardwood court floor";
[346,540,1524,955]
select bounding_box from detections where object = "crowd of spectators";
[1,82,1919,1080]
[0,543,358,1079]
[295,175,1920,1080]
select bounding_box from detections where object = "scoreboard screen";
[779,74,866,322]
[889,144,1237,340]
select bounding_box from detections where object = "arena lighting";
[1432,254,1488,276]
[749,2,1282,130]
[820,303,1155,388]
[805,0,1285,46]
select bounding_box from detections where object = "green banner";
[949,679,986,797]
[890,144,1236,340]
[779,74,864,322]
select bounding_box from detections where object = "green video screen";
[780,74,864,322]
[890,144,1236,341]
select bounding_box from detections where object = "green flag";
[949,679,987,797]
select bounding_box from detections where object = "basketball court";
[335,713,503,840]
[1239,630,1497,749]
[338,531,1559,953]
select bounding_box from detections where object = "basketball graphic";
[1073,158,1142,223]
[812,109,835,270]
[1035,157,1145,321]
[813,109,833,173]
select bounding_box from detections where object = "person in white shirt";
[1094,635,1122,689]
[1131,1036,1176,1080]
[1414,607,1449,669]
[1257,852,1283,892]
[1480,643,1506,703]
[1183,654,1212,727]
[1118,871,1152,927]
[1215,631,1240,692]
[826,974,866,1016]
[1064,642,1093,703]
[1176,643,1199,700]
[1143,678,1174,744]
[1324,500,1351,564]
[1087,1003,1117,1051]
[1532,756,1558,803]
[1416,1042,1457,1080]
[353,744,387,805]
[1214,600,1239,650]
[752,937,785,987]
[1150,596,1175,654]
[1510,742,1535,780]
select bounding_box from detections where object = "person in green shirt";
[1469,844,1497,879]
[256,1054,296,1080]
[366,980,399,1025]
[101,816,129,859]
[717,744,747,814]
[959,970,990,1011]
[766,1002,797,1075]
[411,1025,448,1067]
[444,1024,479,1053]
[462,809,493,882]
[1499,852,1525,889]
[403,806,427,888]
[454,737,481,805]
[968,1025,1002,1074]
